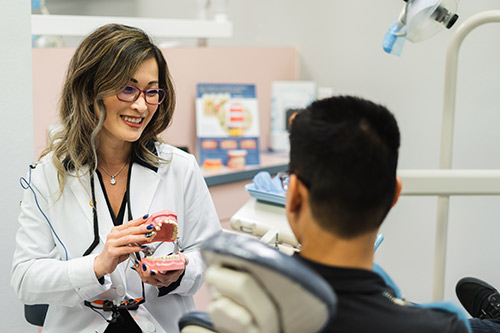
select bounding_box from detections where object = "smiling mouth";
[121,116,144,124]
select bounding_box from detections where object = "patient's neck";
[299,227,377,271]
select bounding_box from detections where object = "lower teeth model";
[141,254,185,272]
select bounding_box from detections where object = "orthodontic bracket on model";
[142,210,185,272]
[145,210,178,242]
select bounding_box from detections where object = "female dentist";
[11,24,221,333]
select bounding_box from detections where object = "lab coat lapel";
[67,171,112,253]
[128,163,161,219]
[67,170,93,226]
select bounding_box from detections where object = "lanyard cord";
[82,163,146,320]
[124,165,146,301]
[83,164,133,256]
[83,173,99,256]
[126,163,133,223]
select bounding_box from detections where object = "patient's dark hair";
[289,95,400,238]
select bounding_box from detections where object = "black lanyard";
[83,164,133,256]
[82,163,146,322]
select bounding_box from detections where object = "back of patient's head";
[289,96,400,238]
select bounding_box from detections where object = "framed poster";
[196,83,260,168]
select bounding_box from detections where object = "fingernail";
[143,214,149,219]
[130,266,136,271]
[134,260,139,266]
[146,224,154,230]
[142,263,147,271]
[140,245,147,249]
[151,271,156,276]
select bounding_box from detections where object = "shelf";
[31,14,233,38]
[203,152,289,187]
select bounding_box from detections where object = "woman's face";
[100,57,160,148]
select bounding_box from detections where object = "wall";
[32,47,298,157]
[0,2,35,332]
[204,0,500,305]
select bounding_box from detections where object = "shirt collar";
[293,253,390,295]
[131,141,159,173]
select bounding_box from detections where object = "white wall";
[8,1,500,328]
[209,0,500,305]
[142,0,500,305]
[1,1,35,332]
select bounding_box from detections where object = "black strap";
[126,164,133,222]
[83,165,133,256]
[103,308,142,333]
[83,173,100,256]
[95,170,127,226]
[124,166,145,301]
[83,163,146,325]
[158,271,186,297]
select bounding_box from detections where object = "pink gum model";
[141,254,185,273]
[145,210,178,242]
[142,210,185,272]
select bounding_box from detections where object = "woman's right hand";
[93,215,152,279]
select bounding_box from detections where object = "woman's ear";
[391,176,402,208]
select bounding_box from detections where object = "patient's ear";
[391,176,402,208]
[286,174,304,239]
[286,174,302,213]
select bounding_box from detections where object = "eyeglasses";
[117,85,167,105]
[277,171,290,191]
[84,266,145,324]
[84,297,145,324]
[277,170,310,190]
[84,248,146,324]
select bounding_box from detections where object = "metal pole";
[433,10,500,301]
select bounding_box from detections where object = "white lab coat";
[11,143,222,333]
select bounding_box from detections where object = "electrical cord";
[20,163,145,324]
[20,164,69,261]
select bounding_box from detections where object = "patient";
[285,96,468,332]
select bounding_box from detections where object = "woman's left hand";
[133,252,189,288]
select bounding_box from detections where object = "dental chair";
[179,233,338,333]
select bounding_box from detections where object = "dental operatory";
[3,0,500,332]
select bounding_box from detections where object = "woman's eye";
[146,89,159,97]
[122,86,137,95]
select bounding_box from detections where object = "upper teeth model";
[141,210,185,272]
[145,210,178,242]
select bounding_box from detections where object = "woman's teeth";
[122,116,143,124]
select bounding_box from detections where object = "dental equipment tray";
[245,183,286,206]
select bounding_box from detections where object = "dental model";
[145,210,178,242]
[142,210,185,272]
[141,254,185,272]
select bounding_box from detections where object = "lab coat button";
[116,285,125,296]
[145,322,156,332]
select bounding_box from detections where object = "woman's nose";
[132,92,148,112]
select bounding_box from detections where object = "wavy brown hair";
[40,24,176,192]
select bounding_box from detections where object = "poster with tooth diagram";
[196,83,260,167]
